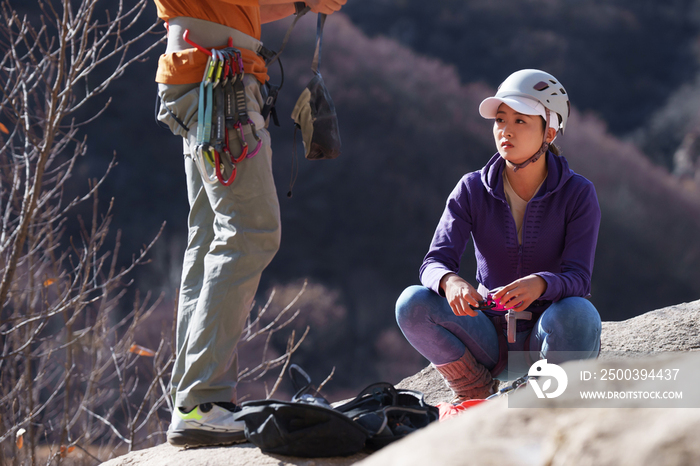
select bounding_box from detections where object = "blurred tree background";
[8,0,700,399]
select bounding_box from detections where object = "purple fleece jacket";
[420,151,601,303]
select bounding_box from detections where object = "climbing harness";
[470,295,539,376]
[190,37,264,186]
[157,6,336,187]
[173,7,314,186]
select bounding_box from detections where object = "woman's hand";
[492,275,547,311]
[440,273,483,317]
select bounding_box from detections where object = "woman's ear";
[546,127,557,143]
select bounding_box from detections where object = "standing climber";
[395,69,602,402]
[153,0,346,447]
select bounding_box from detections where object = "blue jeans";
[395,285,601,379]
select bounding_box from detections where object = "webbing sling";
[193,54,219,185]
[311,13,325,75]
[197,55,214,146]
[260,6,311,124]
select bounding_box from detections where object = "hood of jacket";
[480,151,574,202]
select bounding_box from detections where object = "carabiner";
[469,295,508,313]
[210,50,223,88]
[245,120,262,158]
[213,50,225,85]
[220,50,231,86]
[235,50,245,79]
[205,54,217,84]
[232,121,249,160]
[229,50,238,83]
[223,125,247,164]
[201,55,213,83]
[194,146,219,185]
[214,149,237,186]
[227,47,244,77]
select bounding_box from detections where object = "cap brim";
[479,97,541,119]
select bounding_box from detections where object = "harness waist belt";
[167,16,263,55]
[166,17,266,134]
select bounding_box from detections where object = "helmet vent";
[560,88,566,94]
[549,80,557,84]
[533,81,550,91]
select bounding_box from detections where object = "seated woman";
[396,69,602,402]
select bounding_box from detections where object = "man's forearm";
[260,3,295,24]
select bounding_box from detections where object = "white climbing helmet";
[479,69,570,134]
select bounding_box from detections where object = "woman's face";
[493,103,548,164]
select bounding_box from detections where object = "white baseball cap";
[479,95,559,130]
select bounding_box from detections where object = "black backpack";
[233,365,439,457]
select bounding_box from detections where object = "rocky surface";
[359,350,700,466]
[100,443,368,466]
[101,299,700,466]
[600,299,700,353]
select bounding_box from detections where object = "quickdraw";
[486,374,530,400]
[469,295,508,313]
[437,373,533,420]
[469,295,533,344]
[187,31,263,186]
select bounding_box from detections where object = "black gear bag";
[233,365,439,457]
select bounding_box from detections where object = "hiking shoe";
[167,402,246,447]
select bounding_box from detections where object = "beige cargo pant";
[158,76,281,408]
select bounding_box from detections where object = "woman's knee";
[395,285,440,328]
[539,297,601,351]
[545,296,599,325]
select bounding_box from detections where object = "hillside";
[38,2,700,392]
[244,13,700,389]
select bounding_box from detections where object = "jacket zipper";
[518,203,530,278]
[503,199,524,277]
[517,244,523,277]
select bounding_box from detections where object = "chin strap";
[511,108,551,173]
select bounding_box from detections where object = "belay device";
[233,365,438,457]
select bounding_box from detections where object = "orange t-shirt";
[154,0,268,84]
